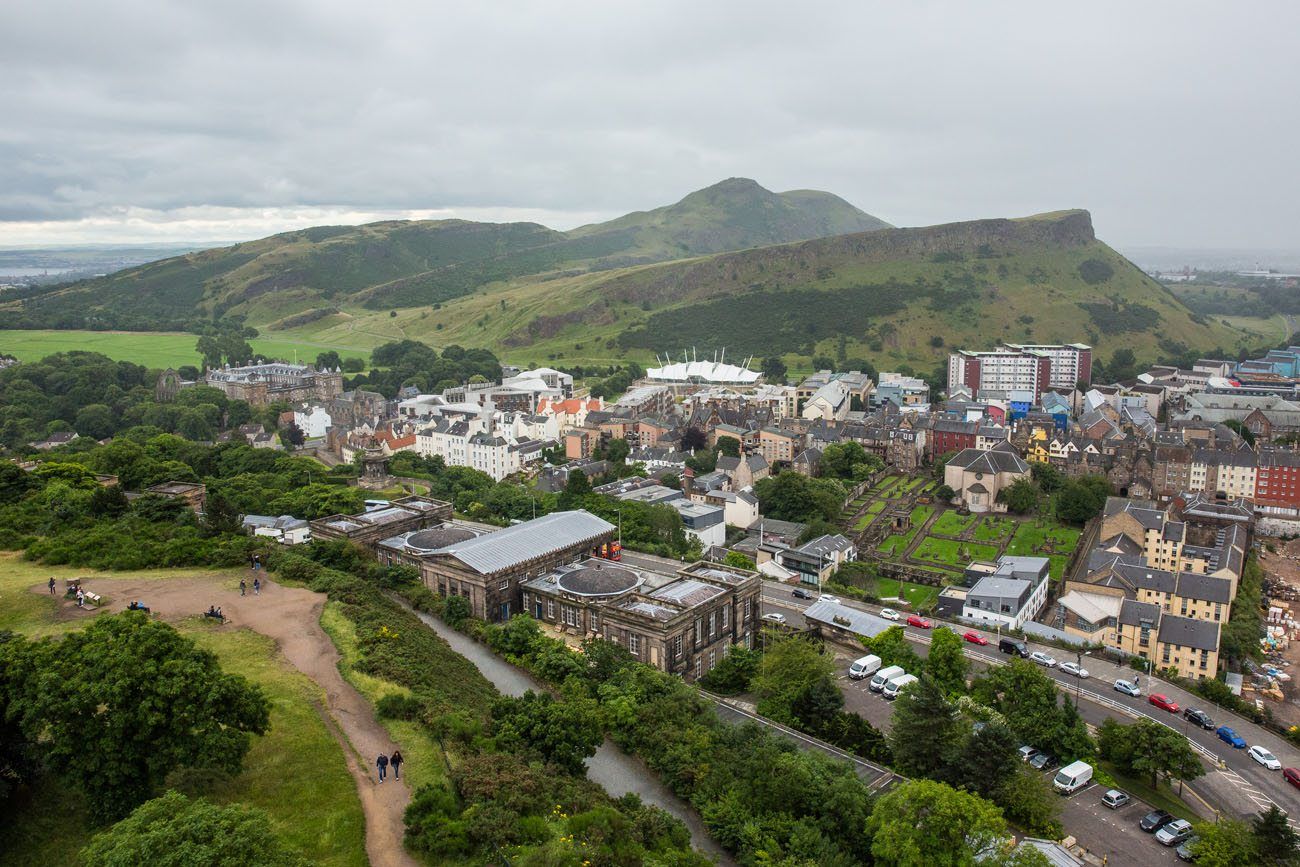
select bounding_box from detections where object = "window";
[1199,650,1209,669]
[1161,645,1171,663]
[694,658,702,678]
[708,649,716,671]
[722,605,729,629]
[1180,599,1188,616]
[547,599,555,619]
[672,635,683,659]
[1214,603,1222,621]
[629,634,641,655]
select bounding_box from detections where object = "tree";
[5,613,270,819]
[761,356,788,383]
[1055,475,1110,523]
[971,659,1066,751]
[812,355,835,371]
[1190,818,1257,867]
[443,595,471,627]
[791,674,845,735]
[177,408,215,442]
[680,426,708,452]
[722,551,755,570]
[821,442,869,480]
[861,625,923,672]
[1097,718,1202,790]
[867,779,1009,867]
[490,691,602,775]
[951,720,1020,799]
[342,356,365,373]
[752,635,834,724]
[1002,478,1039,515]
[315,350,342,370]
[605,437,631,465]
[1030,462,1064,493]
[279,423,305,448]
[935,484,956,502]
[698,645,761,695]
[74,403,116,439]
[81,790,305,866]
[753,472,846,523]
[925,628,970,696]
[203,490,242,535]
[557,469,592,510]
[1107,348,1137,382]
[715,435,741,458]
[1253,804,1299,865]
[1223,419,1257,447]
[888,676,962,779]
[995,766,1062,838]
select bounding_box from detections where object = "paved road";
[836,669,1181,867]
[760,582,1300,826]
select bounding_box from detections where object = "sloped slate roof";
[431,510,614,575]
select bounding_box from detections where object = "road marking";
[1217,769,1300,828]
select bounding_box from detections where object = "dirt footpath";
[36,574,417,867]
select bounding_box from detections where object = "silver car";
[1059,661,1089,678]
[1156,819,1194,846]
[1029,651,1057,668]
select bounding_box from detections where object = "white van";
[1053,760,1093,794]
[882,673,919,700]
[849,654,882,680]
[869,665,905,693]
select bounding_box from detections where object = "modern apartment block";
[947,343,1091,400]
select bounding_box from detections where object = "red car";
[962,631,989,646]
[1284,768,1300,789]
[906,615,932,629]
[1148,694,1180,713]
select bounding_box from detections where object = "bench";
[81,591,102,608]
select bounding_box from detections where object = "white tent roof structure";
[647,351,760,385]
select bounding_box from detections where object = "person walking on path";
[240,578,247,597]
[48,577,55,595]
[253,577,261,596]
[376,753,388,783]
[390,750,403,781]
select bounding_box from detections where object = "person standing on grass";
[240,578,247,597]
[76,588,84,608]
[390,750,403,781]
[253,577,261,596]
[376,752,388,783]
[48,577,55,595]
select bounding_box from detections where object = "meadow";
[0,329,370,368]
[0,555,366,867]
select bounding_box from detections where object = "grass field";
[930,510,977,537]
[1006,521,1082,579]
[0,329,371,368]
[911,537,1000,568]
[876,578,940,609]
[973,516,1017,542]
[0,554,366,867]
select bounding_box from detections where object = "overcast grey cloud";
[1,1,1297,247]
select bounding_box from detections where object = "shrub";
[376,693,424,721]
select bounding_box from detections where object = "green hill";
[383,209,1249,373]
[2,178,888,331]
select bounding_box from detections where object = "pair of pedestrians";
[375,750,404,783]
[239,577,261,596]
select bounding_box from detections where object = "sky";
[2,2,1297,249]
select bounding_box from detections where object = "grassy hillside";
[3,178,888,331]
[330,209,1251,374]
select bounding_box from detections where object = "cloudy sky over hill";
[2,1,1296,247]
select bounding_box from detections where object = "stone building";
[144,481,207,513]
[417,510,618,622]
[308,496,453,550]
[521,559,762,681]
[205,362,343,407]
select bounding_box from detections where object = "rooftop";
[430,510,615,575]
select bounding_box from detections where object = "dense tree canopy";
[2,614,270,819]
[754,471,846,523]
[346,340,502,398]
[866,779,1009,867]
[82,791,305,867]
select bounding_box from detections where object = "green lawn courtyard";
[875,578,940,610]
[930,510,978,536]
[910,537,1000,569]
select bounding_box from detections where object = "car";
[1029,752,1057,771]
[761,612,787,625]
[879,608,900,621]
[819,595,839,604]
[1175,836,1199,862]
[1284,767,1300,789]
[1250,745,1282,770]
[1017,745,1039,763]
[1217,726,1247,749]
[1182,707,1215,730]
[962,631,989,646]
[1114,679,1142,697]
[1059,661,1090,678]
[1156,819,1194,846]
[1029,651,1057,668]
[1101,789,1131,809]
[906,614,932,629]
[1139,809,1176,832]
[1149,694,1180,713]
[791,588,812,600]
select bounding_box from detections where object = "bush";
[376,693,424,721]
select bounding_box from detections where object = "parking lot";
[834,650,1189,866]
